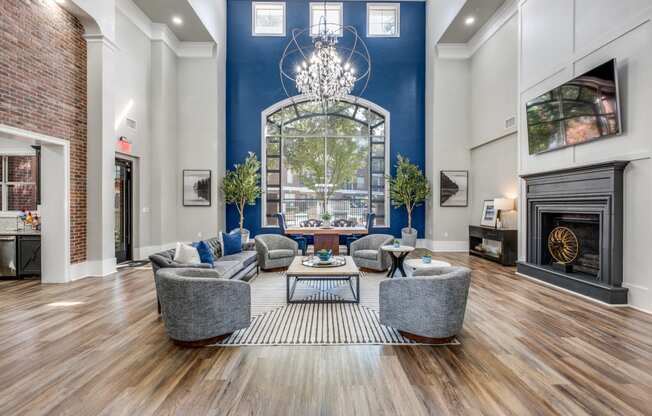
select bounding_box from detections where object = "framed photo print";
[480,199,497,227]
[183,170,211,206]
[440,170,468,207]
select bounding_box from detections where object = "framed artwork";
[481,199,497,227]
[440,170,468,207]
[183,170,211,206]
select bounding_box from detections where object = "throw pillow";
[173,242,201,265]
[192,240,215,265]
[221,231,242,256]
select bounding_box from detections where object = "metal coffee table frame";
[286,273,360,304]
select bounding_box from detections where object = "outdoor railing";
[282,198,369,227]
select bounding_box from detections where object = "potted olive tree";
[220,152,262,243]
[387,155,431,247]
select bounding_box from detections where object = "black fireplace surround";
[517,161,628,304]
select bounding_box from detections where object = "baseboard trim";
[626,304,652,315]
[134,242,176,260]
[418,239,469,252]
[70,258,117,281]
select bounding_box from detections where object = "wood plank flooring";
[1,253,651,415]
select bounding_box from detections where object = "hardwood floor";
[1,254,651,415]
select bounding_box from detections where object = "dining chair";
[333,218,355,249]
[300,219,323,228]
[346,212,376,254]
[276,213,307,255]
[299,219,322,252]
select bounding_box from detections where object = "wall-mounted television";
[526,59,621,155]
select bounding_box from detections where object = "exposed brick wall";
[0,0,87,263]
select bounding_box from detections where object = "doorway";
[115,158,133,264]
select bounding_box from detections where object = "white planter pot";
[401,227,417,248]
[240,229,250,244]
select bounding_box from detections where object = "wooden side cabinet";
[17,235,41,278]
[468,225,517,266]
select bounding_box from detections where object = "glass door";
[114,159,133,264]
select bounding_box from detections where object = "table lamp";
[493,198,515,229]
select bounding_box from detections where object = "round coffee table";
[404,258,452,276]
[381,245,415,278]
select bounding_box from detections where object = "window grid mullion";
[2,156,6,212]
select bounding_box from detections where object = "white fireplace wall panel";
[518,0,652,311]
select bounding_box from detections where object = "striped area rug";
[214,271,459,346]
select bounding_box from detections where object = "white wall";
[188,0,227,232]
[425,57,471,249]
[112,2,224,259]
[427,9,519,249]
[468,13,519,228]
[469,14,518,148]
[425,0,466,249]
[177,57,220,241]
[150,40,179,248]
[114,10,152,253]
[469,134,518,228]
[68,0,116,40]
[518,0,652,311]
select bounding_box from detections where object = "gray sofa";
[149,236,258,312]
[350,234,394,271]
[155,268,251,345]
[255,234,298,270]
[379,266,471,342]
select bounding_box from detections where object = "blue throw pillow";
[222,232,242,256]
[192,241,215,265]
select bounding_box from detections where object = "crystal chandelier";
[294,31,356,102]
[279,10,371,103]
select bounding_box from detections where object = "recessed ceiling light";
[55,0,65,4]
[172,16,183,26]
[465,16,476,26]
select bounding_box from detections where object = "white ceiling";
[132,0,213,42]
[439,0,506,44]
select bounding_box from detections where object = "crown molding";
[83,34,120,52]
[176,42,217,58]
[436,43,471,59]
[437,0,518,60]
[116,0,215,59]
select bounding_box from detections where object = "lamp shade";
[494,198,515,211]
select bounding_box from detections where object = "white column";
[85,35,118,275]
[40,142,71,283]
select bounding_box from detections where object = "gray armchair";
[255,234,298,270]
[155,268,251,346]
[350,234,394,271]
[379,267,471,342]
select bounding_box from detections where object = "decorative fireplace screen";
[543,214,600,278]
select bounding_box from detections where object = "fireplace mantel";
[518,161,629,304]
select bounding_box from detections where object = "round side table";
[404,259,452,276]
[381,245,415,278]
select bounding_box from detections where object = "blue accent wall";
[226,0,425,238]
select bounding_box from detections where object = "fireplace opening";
[541,213,600,278]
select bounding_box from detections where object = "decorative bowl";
[422,256,432,264]
[317,249,332,262]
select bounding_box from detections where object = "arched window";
[262,97,390,227]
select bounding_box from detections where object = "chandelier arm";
[353,32,372,97]
[343,26,358,65]
[291,28,311,62]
